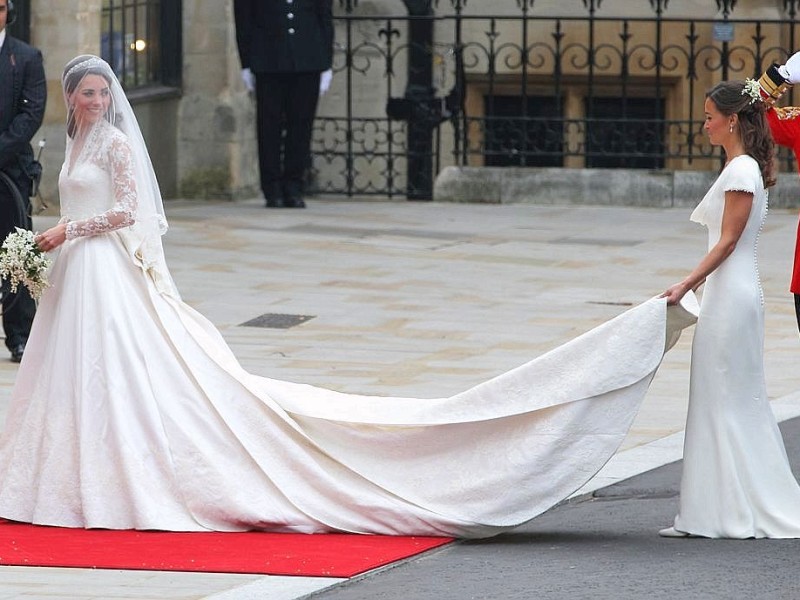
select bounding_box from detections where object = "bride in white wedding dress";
[0,56,698,538]
[659,79,800,539]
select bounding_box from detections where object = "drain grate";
[586,301,634,306]
[550,237,642,247]
[240,313,315,329]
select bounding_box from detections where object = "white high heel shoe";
[658,526,690,538]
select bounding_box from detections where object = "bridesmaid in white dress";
[0,56,699,538]
[660,79,800,538]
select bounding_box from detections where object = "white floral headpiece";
[742,78,762,104]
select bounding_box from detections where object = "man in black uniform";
[234,0,334,208]
[0,0,46,362]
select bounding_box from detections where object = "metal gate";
[311,0,800,199]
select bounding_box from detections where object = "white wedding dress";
[671,154,800,538]
[0,125,697,538]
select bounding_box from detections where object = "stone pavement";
[0,197,799,599]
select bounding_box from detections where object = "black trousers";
[254,71,321,199]
[0,174,36,351]
[795,294,800,336]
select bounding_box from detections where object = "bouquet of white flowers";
[0,227,51,300]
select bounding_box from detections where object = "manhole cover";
[240,313,315,329]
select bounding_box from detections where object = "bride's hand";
[35,223,67,252]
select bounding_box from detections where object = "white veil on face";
[61,55,176,296]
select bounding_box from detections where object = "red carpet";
[0,519,452,576]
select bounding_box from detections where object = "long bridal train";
[0,236,698,538]
[0,52,700,538]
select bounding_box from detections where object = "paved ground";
[0,197,799,599]
[309,417,800,600]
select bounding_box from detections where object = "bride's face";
[71,74,112,127]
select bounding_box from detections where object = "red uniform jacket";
[760,65,800,294]
[766,107,800,293]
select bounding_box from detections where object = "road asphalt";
[307,416,800,600]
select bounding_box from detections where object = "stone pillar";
[177,0,258,199]
[30,0,102,211]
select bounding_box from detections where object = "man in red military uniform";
[759,55,800,333]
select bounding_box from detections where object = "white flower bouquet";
[0,227,51,300]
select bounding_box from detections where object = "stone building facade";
[27,0,258,205]
[18,0,800,206]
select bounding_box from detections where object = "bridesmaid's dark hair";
[706,80,776,188]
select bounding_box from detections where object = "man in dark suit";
[0,0,46,362]
[234,0,333,208]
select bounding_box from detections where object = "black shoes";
[265,197,305,208]
[284,197,306,208]
[10,342,25,363]
[264,183,306,209]
[264,182,284,208]
[283,181,306,208]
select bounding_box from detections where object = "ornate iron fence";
[312,0,800,199]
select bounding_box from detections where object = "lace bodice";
[58,122,136,240]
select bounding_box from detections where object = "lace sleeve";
[65,135,137,239]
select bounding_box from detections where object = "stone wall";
[30,0,103,210]
[28,0,257,207]
[178,1,257,200]
[25,1,800,207]
[433,167,800,208]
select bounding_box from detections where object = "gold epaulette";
[759,63,793,105]
[774,105,800,121]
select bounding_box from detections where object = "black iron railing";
[311,0,800,199]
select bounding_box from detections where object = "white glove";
[241,68,255,93]
[779,51,800,84]
[319,69,333,95]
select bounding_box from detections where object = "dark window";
[483,95,563,167]
[585,97,665,169]
[101,0,181,90]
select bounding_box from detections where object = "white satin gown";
[0,129,697,538]
[671,154,800,538]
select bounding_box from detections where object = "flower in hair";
[742,78,762,104]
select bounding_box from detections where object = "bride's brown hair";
[62,57,115,138]
[706,80,776,188]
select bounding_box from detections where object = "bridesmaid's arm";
[661,190,753,305]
